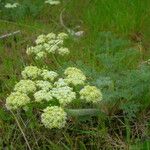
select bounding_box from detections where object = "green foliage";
[89,33,149,115]
[130,141,150,150]
[0,0,150,149]
[0,0,44,21]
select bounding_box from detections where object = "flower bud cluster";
[53,78,68,87]
[36,80,52,91]
[41,106,67,129]
[26,32,69,59]
[34,90,53,102]
[5,3,19,8]
[51,86,76,106]
[64,67,86,86]
[41,69,58,81]
[21,66,41,79]
[79,85,102,103]
[6,92,30,110]
[45,0,60,5]
[14,80,36,94]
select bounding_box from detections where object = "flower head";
[57,33,68,39]
[80,85,102,103]
[45,0,60,5]
[26,32,69,59]
[35,51,47,60]
[64,67,86,86]
[26,45,43,56]
[36,80,52,91]
[45,44,59,54]
[41,69,58,81]
[5,3,19,8]
[6,92,30,110]
[41,106,67,129]
[51,86,76,106]
[54,78,68,87]
[58,47,70,56]
[64,67,84,76]
[14,80,36,94]
[35,34,46,44]
[34,90,53,102]
[46,33,56,40]
[65,74,86,86]
[21,66,41,79]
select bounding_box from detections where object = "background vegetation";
[0,0,150,149]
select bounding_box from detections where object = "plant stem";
[52,54,62,68]
[65,108,105,117]
[10,110,32,150]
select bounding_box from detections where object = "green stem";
[10,110,32,150]
[52,54,62,68]
[65,108,104,117]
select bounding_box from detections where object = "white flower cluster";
[5,3,19,8]
[14,80,36,94]
[64,67,86,86]
[53,78,68,87]
[41,106,67,129]
[26,32,69,59]
[51,86,76,106]
[45,0,60,5]
[21,66,58,82]
[6,65,103,129]
[34,90,53,102]
[6,92,30,110]
[41,69,58,81]
[80,85,102,103]
[21,66,41,79]
[36,80,52,91]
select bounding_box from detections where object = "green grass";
[0,0,150,149]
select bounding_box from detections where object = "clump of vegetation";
[0,0,150,149]
[27,32,70,59]
[6,35,103,129]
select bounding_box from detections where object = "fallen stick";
[0,30,21,39]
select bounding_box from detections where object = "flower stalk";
[66,108,104,117]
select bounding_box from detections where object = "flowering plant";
[27,32,69,60]
[6,32,103,129]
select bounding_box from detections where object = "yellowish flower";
[34,90,53,102]
[35,34,46,44]
[57,33,68,39]
[6,92,30,110]
[45,0,60,5]
[21,66,41,79]
[14,80,36,94]
[5,3,19,8]
[26,32,69,59]
[80,85,102,103]
[36,80,53,91]
[41,106,67,129]
[51,86,76,106]
[64,67,86,86]
[54,78,68,87]
[58,47,70,56]
[41,69,58,81]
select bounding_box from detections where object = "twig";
[10,110,32,150]
[0,30,21,39]
[60,9,84,37]
[59,9,75,35]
